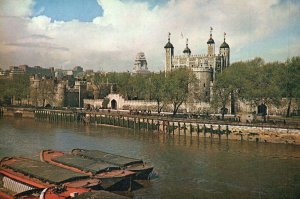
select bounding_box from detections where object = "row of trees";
[0,76,57,107]
[0,75,30,105]
[90,68,197,115]
[212,56,300,118]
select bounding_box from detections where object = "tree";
[149,72,166,113]
[0,75,30,105]
[12,75,30,105]
[212,68,236,120]
[164,68,196,115]
[278,57,300,117]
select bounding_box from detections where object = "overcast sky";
[0,0,299,71]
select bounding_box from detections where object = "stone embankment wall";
[2,107,300,145]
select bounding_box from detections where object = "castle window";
[205,91,208,96]
[203,83,206,87]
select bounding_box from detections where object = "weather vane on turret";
[210,27,213,38]
[186,38,188,47]
[168,32,171,42]
[224,32,226,41]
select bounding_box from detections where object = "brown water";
[0,118,300,199]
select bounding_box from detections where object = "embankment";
[1,107,300,145]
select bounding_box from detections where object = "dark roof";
[220,41,230,48]
[164,42,174,48]
[183,47,191,54]
[53,154,120,174]
[4,158,88,184]
[207,38,215,44]
[72,149,143,167]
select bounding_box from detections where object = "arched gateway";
[111,99,117,110]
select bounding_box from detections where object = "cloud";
[0,0,34,17]
[5,42,69,51]
[0,0,299,71]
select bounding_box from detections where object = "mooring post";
[210,125,213,138]
[218,125,221,139]
[172,122,175,135]
[203,124,206,137]
[190,123,193,135]
[146,118,149,131]
[226,125,229,139]
[197,124,200,135]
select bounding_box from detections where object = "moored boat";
[72,148,154,180]
[0,157,100,198]
[40,149,135,191]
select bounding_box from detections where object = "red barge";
[0,156,99,199]
[40,149,135,191]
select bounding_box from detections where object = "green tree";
[278,57,300,117]
[149,72,166,113]
[212,68,236,120]
[165,68,196,115]
[12,75,30,105]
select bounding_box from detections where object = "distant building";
[132,52,150,74]
[29,75,88,108]
[7,65,54,77]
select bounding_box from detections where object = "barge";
[72,148,154,180]
[40,149,135,191]
[0,156,99,198]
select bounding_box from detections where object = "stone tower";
[164,32,174,73]
[219,32,230,70]
[56,83,66,107]
[207,27,215,57]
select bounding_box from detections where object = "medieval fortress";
[164,29,230,102]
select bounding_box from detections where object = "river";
[0,118,300,199]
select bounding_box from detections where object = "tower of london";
[164,29,230,102]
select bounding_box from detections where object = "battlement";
[173,54,220,59]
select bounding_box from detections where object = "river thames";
[0,118,300,199]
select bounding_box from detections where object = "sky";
[0,0,299,72]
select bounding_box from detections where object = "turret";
[56,83,66,107]
[164,32,174,73]
[207,27,215,57]
[219,32,230,69]
[183,38,191,56]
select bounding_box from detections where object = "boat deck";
[1,157,89,185]
[72,149,143,167]
[53,154,120,175]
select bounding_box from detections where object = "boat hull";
[128,166,154,180]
